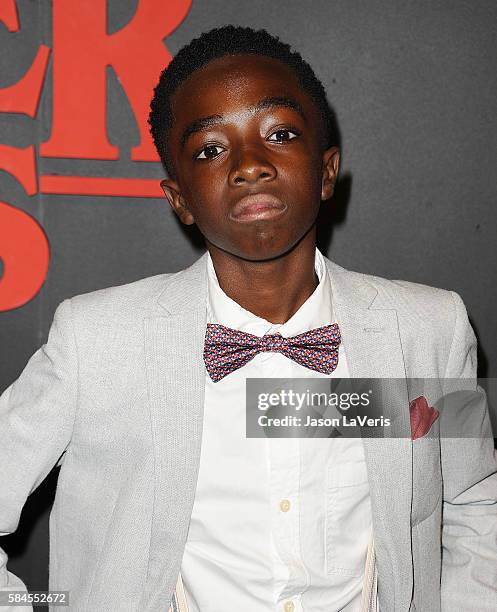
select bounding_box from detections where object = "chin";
[233,240,302,263]
[208,224,311,262]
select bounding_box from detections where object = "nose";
[228,147,277,186]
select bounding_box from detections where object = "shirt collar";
[206,247,334,336]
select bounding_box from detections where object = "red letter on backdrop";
[40,0,192,161]
[0,0,50,118]
[0,201,50,311]
[0,0,51,311]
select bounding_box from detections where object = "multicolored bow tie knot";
[203,322,341,382]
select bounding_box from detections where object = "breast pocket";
[325,460,372,576]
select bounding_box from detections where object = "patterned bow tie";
[203,322,341,382]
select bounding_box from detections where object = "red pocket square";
[409,396,440,440]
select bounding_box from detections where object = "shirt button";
[279,499,291,512]
[284,602,295,612]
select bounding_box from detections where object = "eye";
[267,129,299,143]
[195,144,225,160]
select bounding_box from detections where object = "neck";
[207,231,319,324]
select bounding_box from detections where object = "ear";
[321,147,340,201]
[161,179,195,225]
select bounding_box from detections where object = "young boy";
[1,25,496,612]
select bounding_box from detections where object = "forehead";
[170,54,320,127]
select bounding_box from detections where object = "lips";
[230,193,287,221]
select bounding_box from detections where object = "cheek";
[179,178,224,222]
[283,155,323,201]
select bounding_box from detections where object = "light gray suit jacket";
[1,253,496,611]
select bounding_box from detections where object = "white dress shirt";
[180,247,373,612]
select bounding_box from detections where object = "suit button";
[279,499,291,512]
[284,602,295,612]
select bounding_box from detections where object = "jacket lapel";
[326,257,413,611]
[140,253,209,612]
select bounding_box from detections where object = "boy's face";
[162,54,339,261]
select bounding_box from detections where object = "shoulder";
[369,272,460,321]
[368,272,471,349]
[59,271,176,325]
[327,259,476,376]
[326,258,471,345]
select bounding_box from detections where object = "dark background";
[1,0,496,593]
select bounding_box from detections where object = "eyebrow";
[180,96,307,148]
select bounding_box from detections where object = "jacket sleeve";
[0,299,79,611]
[440,291,497,611]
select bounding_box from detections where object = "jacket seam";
[442,291,459,380]
[66,298,81,436]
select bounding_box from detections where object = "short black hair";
[149,25,337,177]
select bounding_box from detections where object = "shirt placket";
[262,351,308,612]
